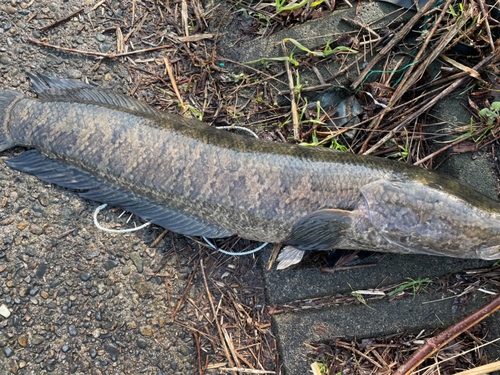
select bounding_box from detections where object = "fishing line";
[203,237,268,256]
[357,61,420,91]
[207,125,268,255]
[215,125,259,139]
[93,125,263,255]
[93,204,151,233]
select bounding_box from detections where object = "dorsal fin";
[27,73,161,118]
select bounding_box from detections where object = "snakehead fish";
[1,74,500,268]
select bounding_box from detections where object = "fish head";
[357,179,500,260]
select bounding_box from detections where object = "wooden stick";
[170,261,199,323]
[388,0,456,106]
[358,0,467,154]
[200,259,236,372]
[478,0,495,51]
[222,326,242,369]
[39,7,84,31]
[363,44,500,156]
[194,332,204,375]
[151,228,169,247]
[326,30,396,83]
[350,0,439,90]
[336,341,384,369]
[217,368,275,374]
[164,56,185,108]
[282,41,300,141]
[393,294,500,375]
[27,37,172,58]
[413,126,492,166]
[341,16,380,39]
[449,361,500,375]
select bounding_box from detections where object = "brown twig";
[363,43,500,156]
[222,326,242,369]
[478,0,495,51]
[326,25,402,82]
[450,361,500,375]
[52,228,76,239]
[282,41,300,141]
[320,263,378,273]
[336,341,384,369]
[413,126,492,166]
[39,7,84,31]
[130,74,143,96]
[266,244,282,271]
[350,0,440,90]
[170,261,199,323]
[217,369,275,374]
[27,37,172,58]
[151,228,169,247]
[164,56,185,108]
[358,0,465,154]
[200,258,236,372]
[393,294,500,375]
[194,332,204,375]
[341,16,380,39]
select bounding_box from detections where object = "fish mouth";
[477,245,500,260]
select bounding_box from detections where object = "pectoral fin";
[283,208,354,250]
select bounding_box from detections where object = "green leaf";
[279,0,310,11]
[448,4,457,17]
[491,102,500,111]
[311,0,325,6]
[479,108,489,116]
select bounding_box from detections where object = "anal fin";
[5,150,233,238]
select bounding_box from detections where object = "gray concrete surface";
[272,293,500,374]
[234,2,411,64]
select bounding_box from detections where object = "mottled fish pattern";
[1,75,500,260]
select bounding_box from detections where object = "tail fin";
[0,90,23,151]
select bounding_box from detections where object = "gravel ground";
[0,1,271,374]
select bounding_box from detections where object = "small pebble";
[67,69,82,79]
[68,325,77,337]
[18,335,28,347]
[130,253,143,273]
[0,304,11,318]
[0,54,11,65]
[99,41,112,53]
[104,343,120,361]
[2,347,13,358]
[139,326,153,337]
[29,224,43,235]
[103,260,117,271]
[32,334,45,345]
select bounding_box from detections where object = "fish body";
[1,75,500,260]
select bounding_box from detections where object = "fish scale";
[1,74,500,261]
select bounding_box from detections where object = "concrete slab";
[235,2,411,64]
[262,252,494,304]
[272,292,500,374]
[432,98,499,200]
